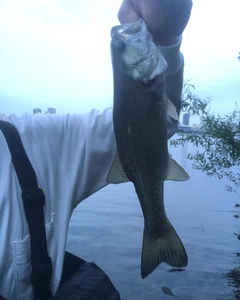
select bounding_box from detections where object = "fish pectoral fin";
[167,98,178,121]
[141,222,188,279]
[167,114,173,124]
[165,156,190,181]
[106,153,130,184]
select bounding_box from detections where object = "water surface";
[67,142,240,299]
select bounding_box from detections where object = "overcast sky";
[0,0,239,122]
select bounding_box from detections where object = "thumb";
[118,0,140,24]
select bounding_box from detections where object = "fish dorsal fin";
[166,156,190,181]
[167,98,178,121]
[107,153,130,183]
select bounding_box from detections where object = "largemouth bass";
[107,20,189,279]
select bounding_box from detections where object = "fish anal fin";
[166,156,190,181]
[106,154,130,184]
[141,222,188,279]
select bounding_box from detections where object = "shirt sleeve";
[158,38,184,139]
[6,41,184,211]
[8,108,116,210]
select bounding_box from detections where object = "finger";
[139,0,164,33]
[141,0,193,42]
[118,0,140,24]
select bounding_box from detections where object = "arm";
[118,0,192,138]
[158,39,184,138]
[8,109,116,211]
[118,0,192,46]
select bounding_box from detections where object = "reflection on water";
[170,140,240,300]
[169,138,190,169]
[68,141,240,300]
[169,141,189,168]
[225,268,240,300]
[180,142,188,168]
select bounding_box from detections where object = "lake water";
[66,141,240,300]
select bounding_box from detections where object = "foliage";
[170,81,240,194]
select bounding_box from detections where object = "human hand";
[118,0,192,46]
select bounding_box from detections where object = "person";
[0,0,192,299]
[118,0,192,138]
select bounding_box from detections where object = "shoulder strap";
[0,120,52,300]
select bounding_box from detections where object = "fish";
[107,19,190,279]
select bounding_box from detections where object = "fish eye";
[111,36,125,53]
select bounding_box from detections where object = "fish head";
[110,19,167,84]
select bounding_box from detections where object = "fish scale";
[107,19,190,279]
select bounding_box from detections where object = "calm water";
[66,141,240,300]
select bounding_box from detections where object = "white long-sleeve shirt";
[0,40,183,299]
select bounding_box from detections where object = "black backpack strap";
[0,120,52,300]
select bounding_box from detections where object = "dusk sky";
[0,0,239,123]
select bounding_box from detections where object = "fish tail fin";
[141,222,188,279]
